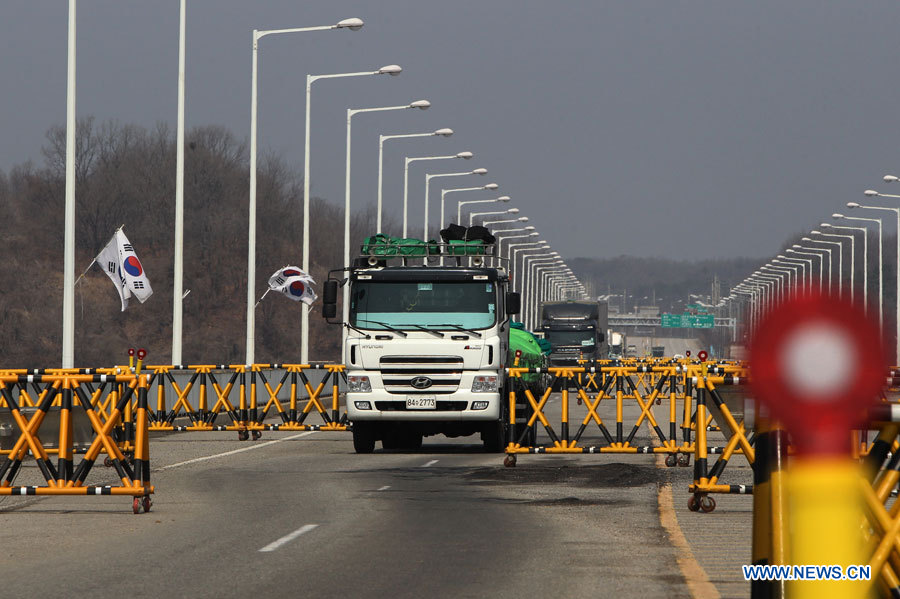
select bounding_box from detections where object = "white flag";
[96,235,130,311]
[267,266,317,306]
[115,230,152,303]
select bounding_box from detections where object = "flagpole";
[172,0,187,366]
[255,288,271,307]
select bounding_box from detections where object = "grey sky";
[3,1,900,260]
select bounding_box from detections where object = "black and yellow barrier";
[0,373,154,514]
[137,363,349,438]
[502,362,752,475]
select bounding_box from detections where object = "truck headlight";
[471,375,498,393]
[348,375,371,392]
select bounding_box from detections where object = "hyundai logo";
[410,376,433,390]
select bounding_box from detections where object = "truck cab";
[539,300,609,365]
[322,252,519,453]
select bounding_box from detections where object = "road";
[0,392,754,598]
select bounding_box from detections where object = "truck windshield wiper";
[432,323,482,338]
[356,319,408,337]
[407,324,445,338]
[343,323,372,339]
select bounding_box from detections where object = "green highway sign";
[661,313,714,329]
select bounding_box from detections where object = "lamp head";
[517,217,529,222]
[433,128,453,136]
[541,244,551,249]
[506,207,520,214]
[792,244,802,248]
[810,230,821,235]
[884,175,899,183]
[525,226,536,231]
[801,237,811,241]
[832,213,844,219]
[786,249,796,253]
[456,151,473,159]
[865,189,880,196]
[484,183,499,190]
[529,232,540,237]
[408,100,431,110]
[377,64,403,76]
[820,223,832,228]
[497,196,511,202]
[336,17,365,30]
[846,202,859,208]
[471,168,488,175]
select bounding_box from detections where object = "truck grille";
[379,356,463,394]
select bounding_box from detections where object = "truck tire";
[404,431,423,450]
[352,422,376,454]
[482,420,505,453]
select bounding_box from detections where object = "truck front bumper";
[347,392,501,421]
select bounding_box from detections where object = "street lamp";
[855,190,900,363]
[800,237,834,295]
[819,224,857,304]
[423,169,487,237]
[469,207,517,227]
[403,152,473,237]
[243,17,364,366]
[827,219,868,314]
[341,100,430,355]
[300,63,402,363]
[432,182,498,239]
[807,231,844,298]
[482,216,528,227]
[788,246,824,291]
[838,210,882,330]
[377,128,453,233]
[457,195,510,224]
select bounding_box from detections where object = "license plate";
[406,396,436,409]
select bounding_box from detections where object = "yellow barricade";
[137,363,349,438]
[0,372,154,513]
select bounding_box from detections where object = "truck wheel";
[482,420,505,453]
[352,422,376,454]
[404,431,423,450]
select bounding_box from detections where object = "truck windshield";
[351,281,496,331]
[547,330,596,347]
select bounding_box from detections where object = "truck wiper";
[356,319,408,337]
[407,324,445,338]
[432,323,482,338]
[343,323,372,339]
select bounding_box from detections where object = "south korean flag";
[115,229,153,304]
[267,266,317,306]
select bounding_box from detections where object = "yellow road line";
[657,481,721,599]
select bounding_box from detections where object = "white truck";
[321,251,522,454]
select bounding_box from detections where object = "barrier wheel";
[133,497,141,514]
[687,494,700,512]
[238,431,249,441]
[503,455,517,468]
[699,496,716,513]
[677,454,691,467]
[104,457,113,468]
[143,496,152,513]
[664,454,677,467]
[251,431,262,441]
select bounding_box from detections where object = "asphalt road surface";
[1,396,701,598]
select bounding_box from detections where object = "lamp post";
[775,256,810,291]
[860,189,900,363]
[171,0,188,365]
[827,220,869,316]
[469,207,517,227]
[525,255,561,328]
[807,232,843,298]
[457,196,510,224]
[422,171,488,238]
[797,244,832,293]
[377,128,453,233]
[62,0,77,367]
[494,226,536,254]
[818,225,856,303]
[403,152,472,237]
[300,63,402,364]
[432,183,498,239]
[837,211,883,331]
[342,100,430,355]
[508,241,549,291]
[520,252,557,328]
[787,247,824,292]
[244,17,364,366]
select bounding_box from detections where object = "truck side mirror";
[506,292,521,315]
[322,280,338,319]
